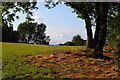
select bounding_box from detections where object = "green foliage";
[60,35,85,46]
[2,2,38,26]
[17,22,50,45]
[107,12,120,46]
[17,21,35,43]
[107,12,120,70]
[2,2,38,43]
[64,41,75,46]
[66,2,96,21]
[72,34,85,46]
[2,24,19,42]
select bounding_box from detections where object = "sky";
[13,2,87,45]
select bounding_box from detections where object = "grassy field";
[2,42,120,79]
[2,42,84,79]
[2,42,83,56]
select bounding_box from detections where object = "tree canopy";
[2,2,38,26]
[59,34,85,46]
[72,34,85,46]
[2,2,38,42]
[17,21,50,45]
[107,11,120,69]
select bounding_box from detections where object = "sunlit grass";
[2,42,119,79]
[2,42,83,56]
[2,42,84,79]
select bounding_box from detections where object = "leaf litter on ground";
[26,48,120,78]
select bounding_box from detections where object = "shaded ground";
[26,48,120,78]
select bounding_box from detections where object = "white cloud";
[46,26,87,45]
[59,34,64,37]
[33,16,41,21]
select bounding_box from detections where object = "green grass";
[2,42,119,79]
[2,42,83,56]
[2,42,84,79]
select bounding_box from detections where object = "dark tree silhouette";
[2,23,19,42]
[2,2,38,42]
[17,22,50,45]
[61,35,85,46]
[72,35,85,46]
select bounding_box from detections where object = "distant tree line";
[2,21,50,45]
[59,35,86,46]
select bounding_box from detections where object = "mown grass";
[2,42,83,56]
[2,42,84,79]
[2,42,119,79]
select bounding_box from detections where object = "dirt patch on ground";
[26,48,120,78]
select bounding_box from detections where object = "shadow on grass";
[64,51,112,60]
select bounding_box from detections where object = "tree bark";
[93,3,101,48]
[85,18,93,48]
[66,2,93,48]
[83,3,93,48]
[93,3,108,57]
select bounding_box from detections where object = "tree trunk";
[93,3,108,57]
[66,2,93,48]
[84,3,93,49]
[85,18,93,48]
[93,3,101,48]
